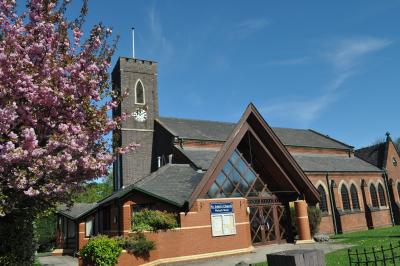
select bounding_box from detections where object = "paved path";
[168,242,352,266]
[38,255,78,266]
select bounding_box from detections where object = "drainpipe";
[383,168,395,226]
[326,173,338,234]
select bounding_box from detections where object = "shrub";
[290,206,322,237]
[119,233,155,258]
[80,235,122,266]
[308,207,322,236]
[132,210,178,232]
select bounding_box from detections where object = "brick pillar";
[361,180,372,206]
[122,204,131,236]
[294,200,312,242]
[78,222,86,250]
[331,183,343,210]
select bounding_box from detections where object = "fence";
[348,242,400,265]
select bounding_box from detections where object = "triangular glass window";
[207,149,270,198]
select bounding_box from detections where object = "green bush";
[132,210,178,232]
[308,207,322,236]
[290,206,321,237]
[119,233,155,258]
[80,235,122,266]
[34,213,57,252]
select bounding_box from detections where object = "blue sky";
[69,1,399,148]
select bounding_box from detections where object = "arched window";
[341,185,351,211]
[378,183,387,207]
[135,80,145,104]
[370,184,379,208]
[350,184,360,210]
[317,185,328,213]
[397,182,400,201]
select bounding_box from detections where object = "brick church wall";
[307,172,391,234]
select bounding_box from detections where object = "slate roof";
[292,154,382,173]
[175,146,219,170]
[135,164,204,206]
[157,117,352,150]
[58,203,98,220]
[97,164,204,207]
[355,142,387,169]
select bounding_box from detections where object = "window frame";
[340,184,351,211]
[370,184,379,208]
[134,79,145,105]
[378,183,387,207]
[317,184,329,214]
[85,216,95,238]
[350,184,360,210]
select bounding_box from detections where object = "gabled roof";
[58,203,98,220]
[188,103,320,205]
[174,143,382,173]
[355,142,387,169]
[157,117,352,150]
[292,154,382,173]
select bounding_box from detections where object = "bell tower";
[112,57,158,190]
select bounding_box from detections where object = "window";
[370,184,379,208]
[317,185,328,213]
[393,157,398,167]
[350,184,360,210]
[206,149,269,198]
[135,80,145,104]
[85,217,94,237]
[341,185,351,211]
[397,183,400,201]
[378,183,387,207]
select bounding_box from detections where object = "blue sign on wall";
[210,202,233,214]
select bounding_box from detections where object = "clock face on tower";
[133,108,147,122]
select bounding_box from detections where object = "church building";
[55,56,400,264]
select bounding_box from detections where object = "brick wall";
[78,198,252,266]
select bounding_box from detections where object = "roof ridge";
[159,116,236,125]
[308,129,353,149]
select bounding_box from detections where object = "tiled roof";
[97,164,204,207]
[175,146,219,170]
[157,117,352,150]
[355,142,387,169]
[58,203,98,220]
[135,164,204,206]
[292,154,382,173]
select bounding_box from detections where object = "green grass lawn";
[326,226,400,265]
[253,226,400,266]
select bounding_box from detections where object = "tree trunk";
[0,210,36,266]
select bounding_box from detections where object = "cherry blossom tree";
[0,0,134,263]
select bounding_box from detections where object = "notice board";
[210,202,236,237]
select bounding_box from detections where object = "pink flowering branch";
[0,0,136,216]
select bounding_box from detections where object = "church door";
[248,198,287,245]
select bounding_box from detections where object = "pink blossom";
[0,0,137,216]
